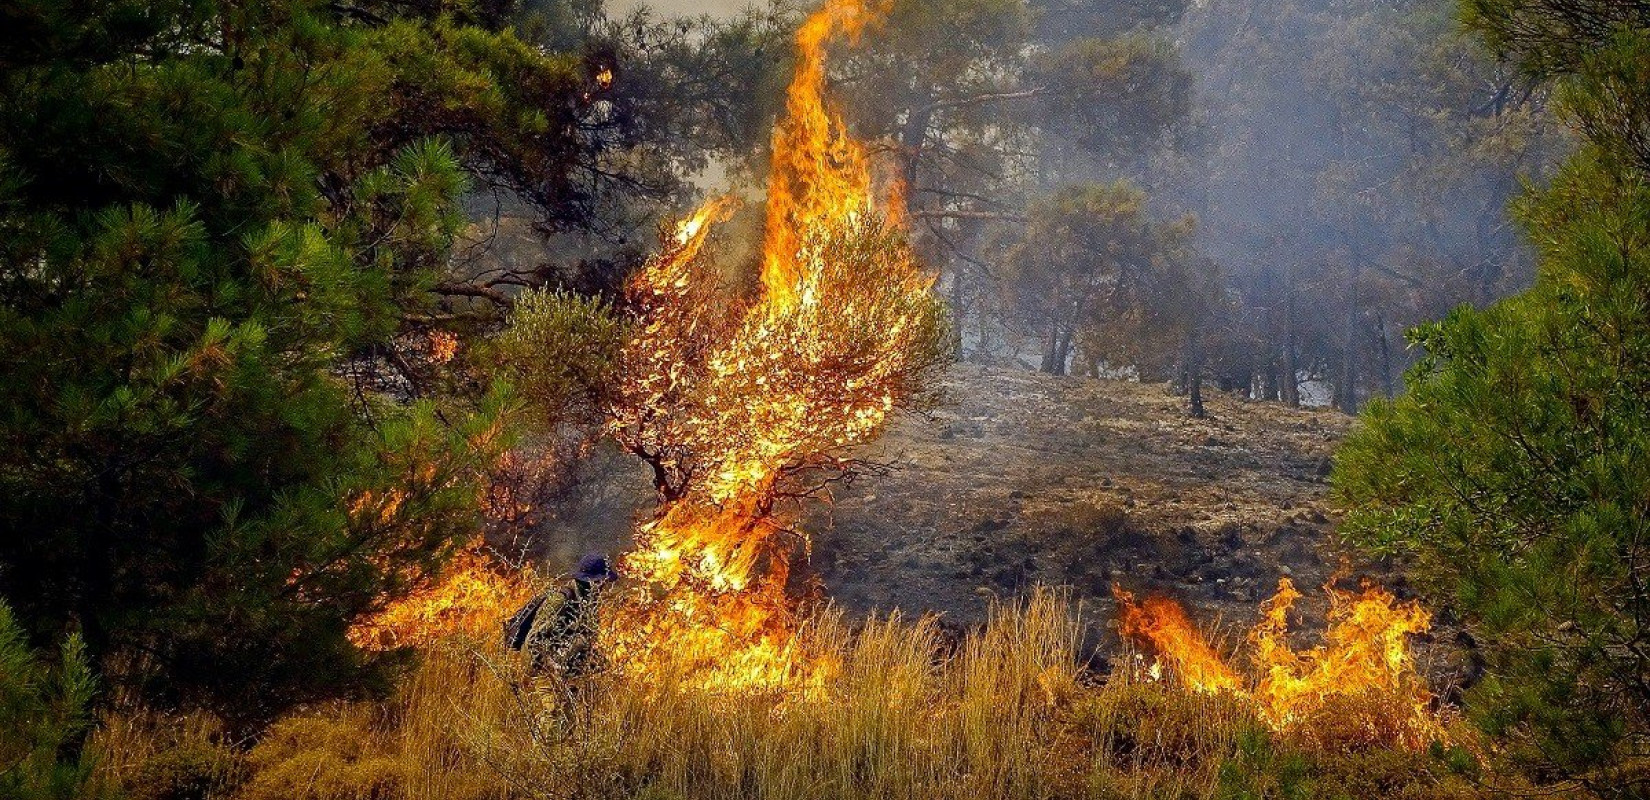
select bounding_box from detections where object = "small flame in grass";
[1114,586,1243,694]
[1114,578,1446,748]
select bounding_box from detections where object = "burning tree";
[601,0,952,689]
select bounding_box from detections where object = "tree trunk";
[1377,312,1394,398]
[1281,293,1300,408]
[1052,326,1073,376]
[1186,328,1206,419]
[898,105,934,188]
[1041,322,1061,374]
[947,265,967,359]
[1338,267,1361,414]
[977,298,993,363]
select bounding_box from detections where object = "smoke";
[608,0,752,17]
[1141,0,1568,404]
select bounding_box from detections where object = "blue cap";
[574,553,617,583]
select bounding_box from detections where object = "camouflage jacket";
[505,580,602,677]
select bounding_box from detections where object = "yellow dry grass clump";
[228,640,523,800]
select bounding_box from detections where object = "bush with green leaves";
[495,288,627,433]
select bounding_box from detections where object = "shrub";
[1335,150,1650,796]
[1334,2,1650,795]
[494,289,627,434]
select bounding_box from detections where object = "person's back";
[503,554,617,678]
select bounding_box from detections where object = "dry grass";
[85,706,244,800]
[229,641,524,800]
[89,590,1507,800]
[543,594,1086,800]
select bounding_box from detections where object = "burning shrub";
[596,0,952,691]
[349,549,543,651]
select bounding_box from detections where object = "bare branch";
[433,281,515,309]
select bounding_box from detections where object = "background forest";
[1,0,1646,797]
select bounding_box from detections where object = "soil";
[816,365,1358,632]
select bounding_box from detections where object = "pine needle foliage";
[0,598,106,800]
[0,0,601,722]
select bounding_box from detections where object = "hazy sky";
[609,0,752,16]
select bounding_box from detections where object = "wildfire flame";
[350,548,540,651]
[763,0,881,304]
[602,0,945,690]
[1114,588,1243,694]
[1114,578,1445,748]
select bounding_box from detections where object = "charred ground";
[820,366,1351,623]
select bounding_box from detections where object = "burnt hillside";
[817,365,1359,631]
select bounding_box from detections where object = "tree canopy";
[0,0,612,720]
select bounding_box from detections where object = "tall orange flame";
[1114,579,1445,748]
[762,0,880,304]
[602,0,944,690]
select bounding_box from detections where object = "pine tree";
[0,598,102,800]
[0,0,603,721]
[1334,3,1650,794]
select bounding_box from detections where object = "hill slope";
[815,364,1359,635]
